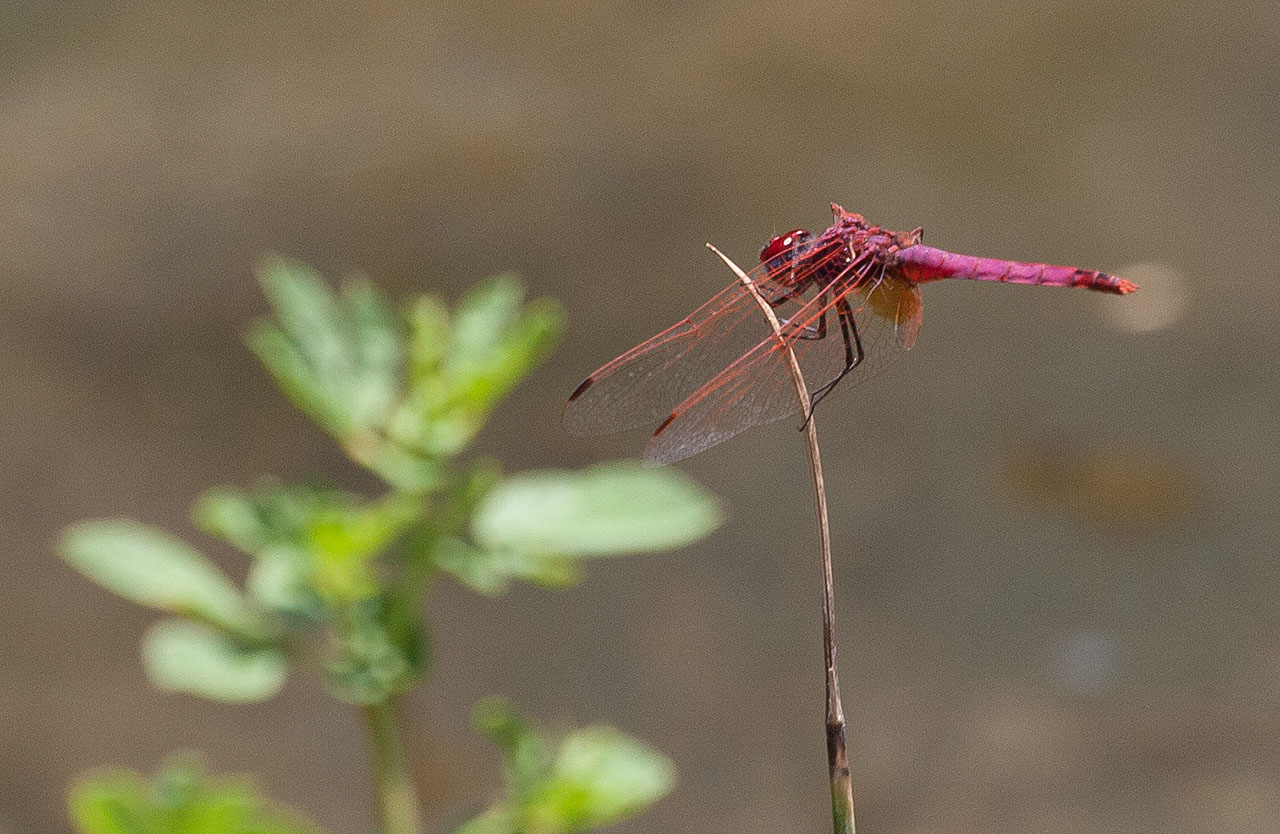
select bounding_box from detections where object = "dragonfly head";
[759,228,811,264]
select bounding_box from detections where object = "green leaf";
[194,480,342,555]
[471,698,552,798]
[322,605,414,704]
[338,276,402,430]
[308,493,422,566]
[524,726,675,828]
[448,276,556,375]
[529,726,674,831]
[307,494,424,601]
[427,458,503,538]
[196,481,424,603]
[245,547,323,623]
[351,442,444,495]
[70,755,323,834]
[249,257,402,445]
[390,276,563,459]
[432,538,582,596]
[246,265,562,484]
[70,770,154,834]
[61,521,258,634]
[143,621,287,703]
[248,318,355,439]
[403,295,450,380]
[381,604,431,685]
[472,463,721,558]
[445,276,562,417]
[193,487,268,555]
[257,257,344,372]
[460,701,674,834]
[450,807,516,834]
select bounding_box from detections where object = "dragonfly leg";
[764,286,802,306]
[779,288,829,340]
[807,296,864,410]
[766,285,822,337]
[778,316,823,338]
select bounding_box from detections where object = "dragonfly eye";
[759,228,811,263]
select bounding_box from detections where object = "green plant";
[70,756,321,834]
[60,258,720,834]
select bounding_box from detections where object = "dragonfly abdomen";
[894,245,1136,295]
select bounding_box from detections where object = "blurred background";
[4,1,1277,833]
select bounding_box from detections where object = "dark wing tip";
[653,411,677,437]
[568,376,593,401]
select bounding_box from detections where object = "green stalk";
[363,699,423,834]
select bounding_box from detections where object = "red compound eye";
[759,228,810,262]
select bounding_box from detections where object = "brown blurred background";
[3,1,1277,833]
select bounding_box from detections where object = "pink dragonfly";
[565,204,1136,465]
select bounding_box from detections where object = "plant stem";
[363,699,423,834]
[708,244,856,834]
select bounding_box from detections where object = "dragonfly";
[565,203,1137,465]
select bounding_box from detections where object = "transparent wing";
[643,270,923,465]
[563,240,850,436]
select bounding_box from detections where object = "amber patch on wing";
[856,276,922,348]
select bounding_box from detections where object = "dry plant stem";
[364,699,424,834]
[707,244,856,834]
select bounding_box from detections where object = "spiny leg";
[807,296,865,410]
[793,256,875,425]
[772,287,830,340]
[810,256,888,405]
[764,284,804,306]
[764,285,820,336]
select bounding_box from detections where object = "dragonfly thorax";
[758,210,910,296]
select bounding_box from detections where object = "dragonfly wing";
[563,257,834,437]
[847,272,923,374]
[642,331,805,465]
[642,270,925,465]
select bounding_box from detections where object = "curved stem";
[708,244,856,834]
[364,699,423,834]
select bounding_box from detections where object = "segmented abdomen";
[894,245,1136,295]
